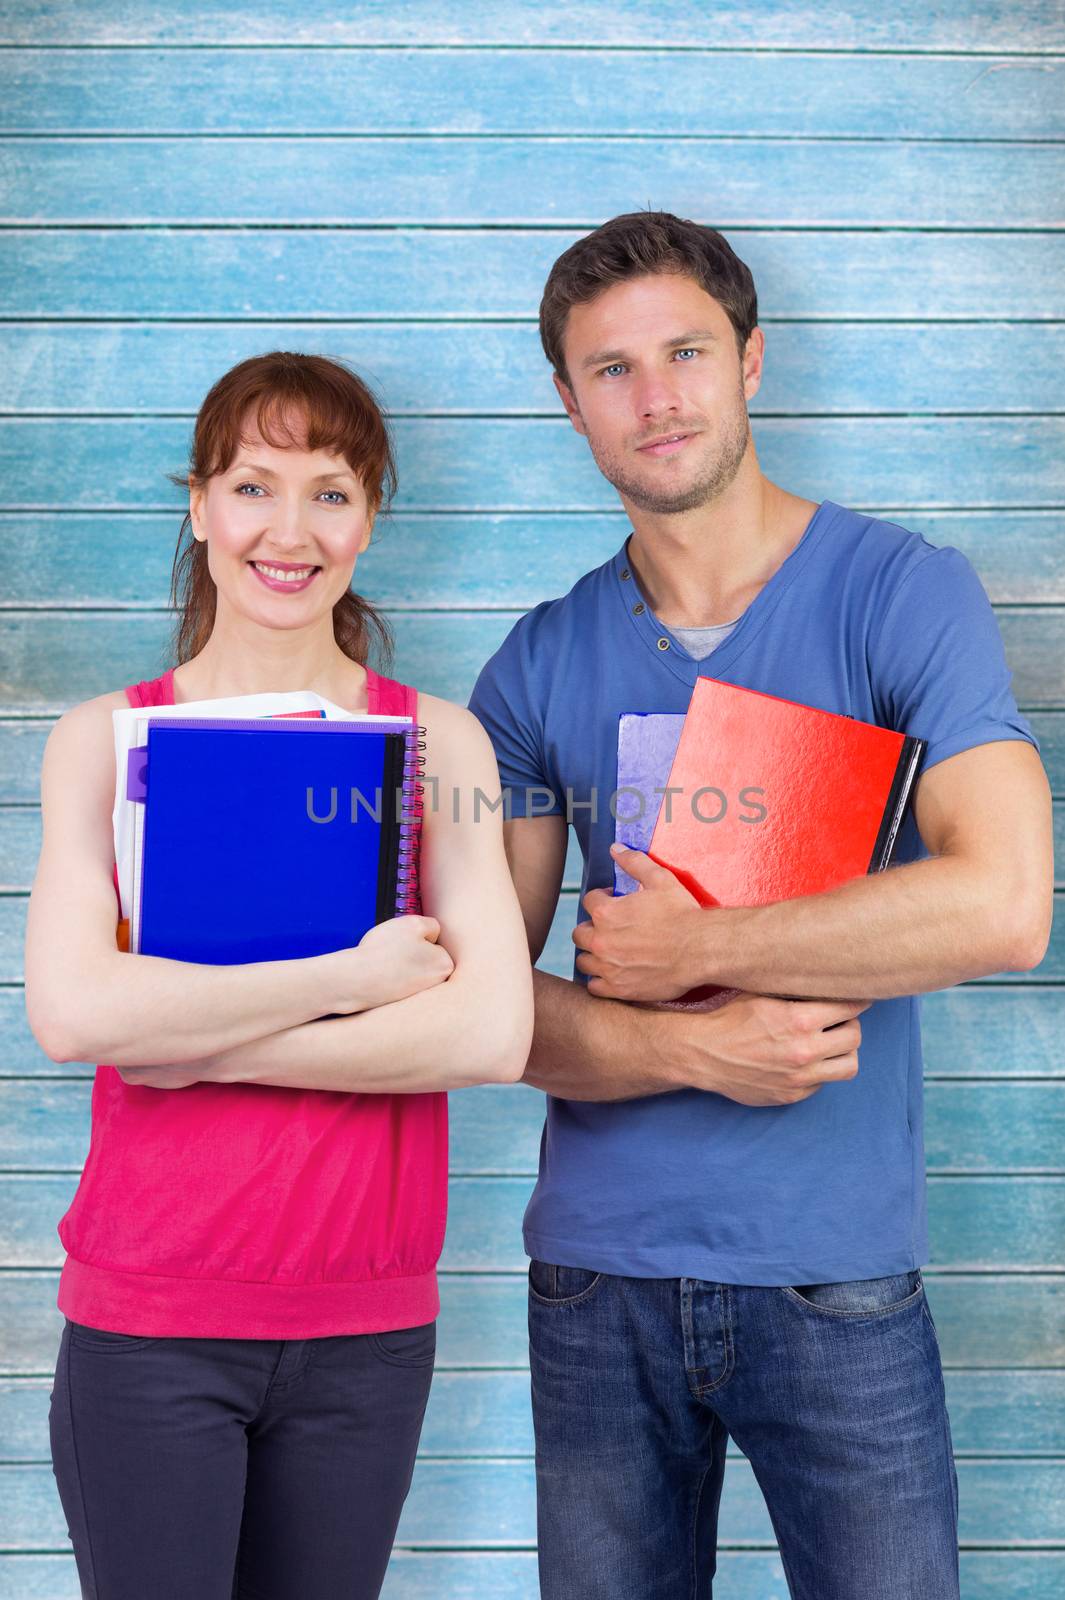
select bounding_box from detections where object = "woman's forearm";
[42,946,348,1068]
[195,969,532,1093]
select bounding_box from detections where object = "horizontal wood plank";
[3,418,1064,514]
[4,888,1065,988]
[3,138,1063,228]
[1,0,1060,51]
[1,1551,1064,1600]
[29,797,1063,897]
[1,1078,1063,1176]
[3,1367,1065,1464]
[6,320,1065,417]
[3,230,1063,322]
[1,0,1060,1582]
[919,986,1065,1077]
[3,712,1063,809]
[4,982,1064,1081]
[2,1270,1062,1371]
[2,512,1064,610]
[4,796,1065,896]
[0,605,1059,717]
[1,1457,1063,1551]
[0,610,518,714]
[2,1173,1064,1272]
[3,49,1062,139]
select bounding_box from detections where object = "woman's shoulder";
[417,691,500,793]
[41,690,128,796]
[417,690,489,743]
[48,689,129,746]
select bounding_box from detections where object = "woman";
[24,351,534,1599]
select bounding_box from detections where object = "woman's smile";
[247,558,322,592]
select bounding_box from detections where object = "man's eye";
[600,364,627,378]
[674,349,698,361]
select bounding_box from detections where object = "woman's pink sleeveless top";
[56,666,448,1338]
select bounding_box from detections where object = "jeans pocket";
[369,1320,437,1368]
[783,1268,924,1317]
[528,1258,603,1306]
[66,1318,159,1352]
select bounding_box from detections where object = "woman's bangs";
[247,378,386,501]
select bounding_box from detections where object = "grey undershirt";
[666,619,741,661]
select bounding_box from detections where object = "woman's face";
[188,414,375,631]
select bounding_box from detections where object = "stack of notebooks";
[112,691,424,963]
[612,677,926,1009]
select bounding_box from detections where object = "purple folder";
[613,713,685,893]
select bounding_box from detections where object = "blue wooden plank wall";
[0,2,1063,1595]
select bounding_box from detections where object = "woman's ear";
[189,483,206,543]
[358,508,375,555]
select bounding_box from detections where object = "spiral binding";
[396,722,427,913]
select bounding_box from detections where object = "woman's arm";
[24,695,440,1066]
[127,696,535,1092]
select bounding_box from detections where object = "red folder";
[645,677,926,1007]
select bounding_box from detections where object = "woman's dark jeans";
[49,1316,435,1599]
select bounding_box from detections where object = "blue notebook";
[126,717,422,963]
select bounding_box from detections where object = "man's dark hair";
[539,210,758,384]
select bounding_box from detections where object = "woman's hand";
[332,915,455,1014]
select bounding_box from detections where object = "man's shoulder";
[827,501,934,567]
[822,501,971,600]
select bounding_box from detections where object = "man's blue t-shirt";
[468,500,1038,1284]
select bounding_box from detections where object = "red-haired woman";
[25,352,534,1600]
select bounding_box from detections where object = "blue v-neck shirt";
[468,500,1037,1283]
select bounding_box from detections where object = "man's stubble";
[581,378,751,517]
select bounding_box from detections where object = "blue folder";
[129,718,416,964]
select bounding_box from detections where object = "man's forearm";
[522,969,685,1101]
[699,854,1045,1000]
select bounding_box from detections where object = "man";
[467,211,1053,1599]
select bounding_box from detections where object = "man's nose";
[635,373,684,418]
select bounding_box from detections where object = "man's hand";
[574,843,723,1001]
[683,994,869,1107]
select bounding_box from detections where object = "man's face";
[554,273,762,515]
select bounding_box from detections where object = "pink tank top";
[56,665,448,1338]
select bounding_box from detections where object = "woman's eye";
[234,482,346,503]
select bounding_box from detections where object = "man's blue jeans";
[529,1262,960,1599]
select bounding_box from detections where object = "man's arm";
[575,740,1054,1004]
[508,816,868,1107]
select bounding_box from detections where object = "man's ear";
[553,372,588,437]
[742,326,765,404]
